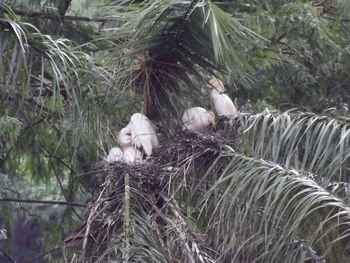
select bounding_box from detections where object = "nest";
[152,129,223,166]
[64,127,236,262]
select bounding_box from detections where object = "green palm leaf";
[99,0,266,119]
[238,110,350,189]
[197,151,350,262]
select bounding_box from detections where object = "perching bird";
[127,113,159,157]
[209,78,225,93]
[105,147,123,163]
[118,126,132,148]
[209,78,237,117]
[122,146,143,164]
[182,107,215,133]
[117,124,144,163]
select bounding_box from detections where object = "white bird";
[209,78,237,117]
[117,124,144,164]
[118,125,133,148]
[182,107,215,133]
[209,78,225,93]
[122,146,143,164]
[127,113,159,157]
[105,147,123,163]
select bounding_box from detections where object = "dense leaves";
[1,0,350,262]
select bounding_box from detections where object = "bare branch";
[0,249,16,263]
[0,197,86,207]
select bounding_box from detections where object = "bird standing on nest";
[128,113,159,157]
[209,78,237,117]
[118,126,133,149]
[115,113,158,163]
[182,107,215,133]
[117,124,143,164]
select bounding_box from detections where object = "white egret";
[122,146,143,164]
[117,124,144,164]
[209,78,225,93]
[128,113,159,156]
[182,107,215,133]
[209,78,237,117]
[118,126,132,148]
[105,147,123,163]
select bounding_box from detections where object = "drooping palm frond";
[197,151,350,262]
[0,4,122,169]
[236,109,350,191]
[66,126,350,262]
[0,4,80,115]
[98,0,266,120]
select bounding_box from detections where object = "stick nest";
[64,127,236,262]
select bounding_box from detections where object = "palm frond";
[98,0,266,119]
[0,6,79,114]
[197,151,350,262]
[64,125,350,262]
[235,109,350,191]
[0,5,122,172]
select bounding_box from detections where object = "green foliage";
[198,151,350,262]
[0,116,22,151]
[97,0,266,119]
[239,109,350,185]
[1,0,350,262]
[231,0,350,110]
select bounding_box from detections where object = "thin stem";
[0,249,16,263]
[0,198,86,207]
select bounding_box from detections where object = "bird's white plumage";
[182,107,215,133]
[118,126,132,148]
[209,78,225,93]
[128,113,159,156]
[122,146,143,164]
[105,147,123,163]
[210,89,237,117]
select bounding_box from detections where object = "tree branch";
[0,249,16,263]
[58,0,72,17]
[323,15,350,22]
[312,0,328,6]
[0,197,86,207]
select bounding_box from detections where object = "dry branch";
[0,198,85,207]
[63,126,236,262]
